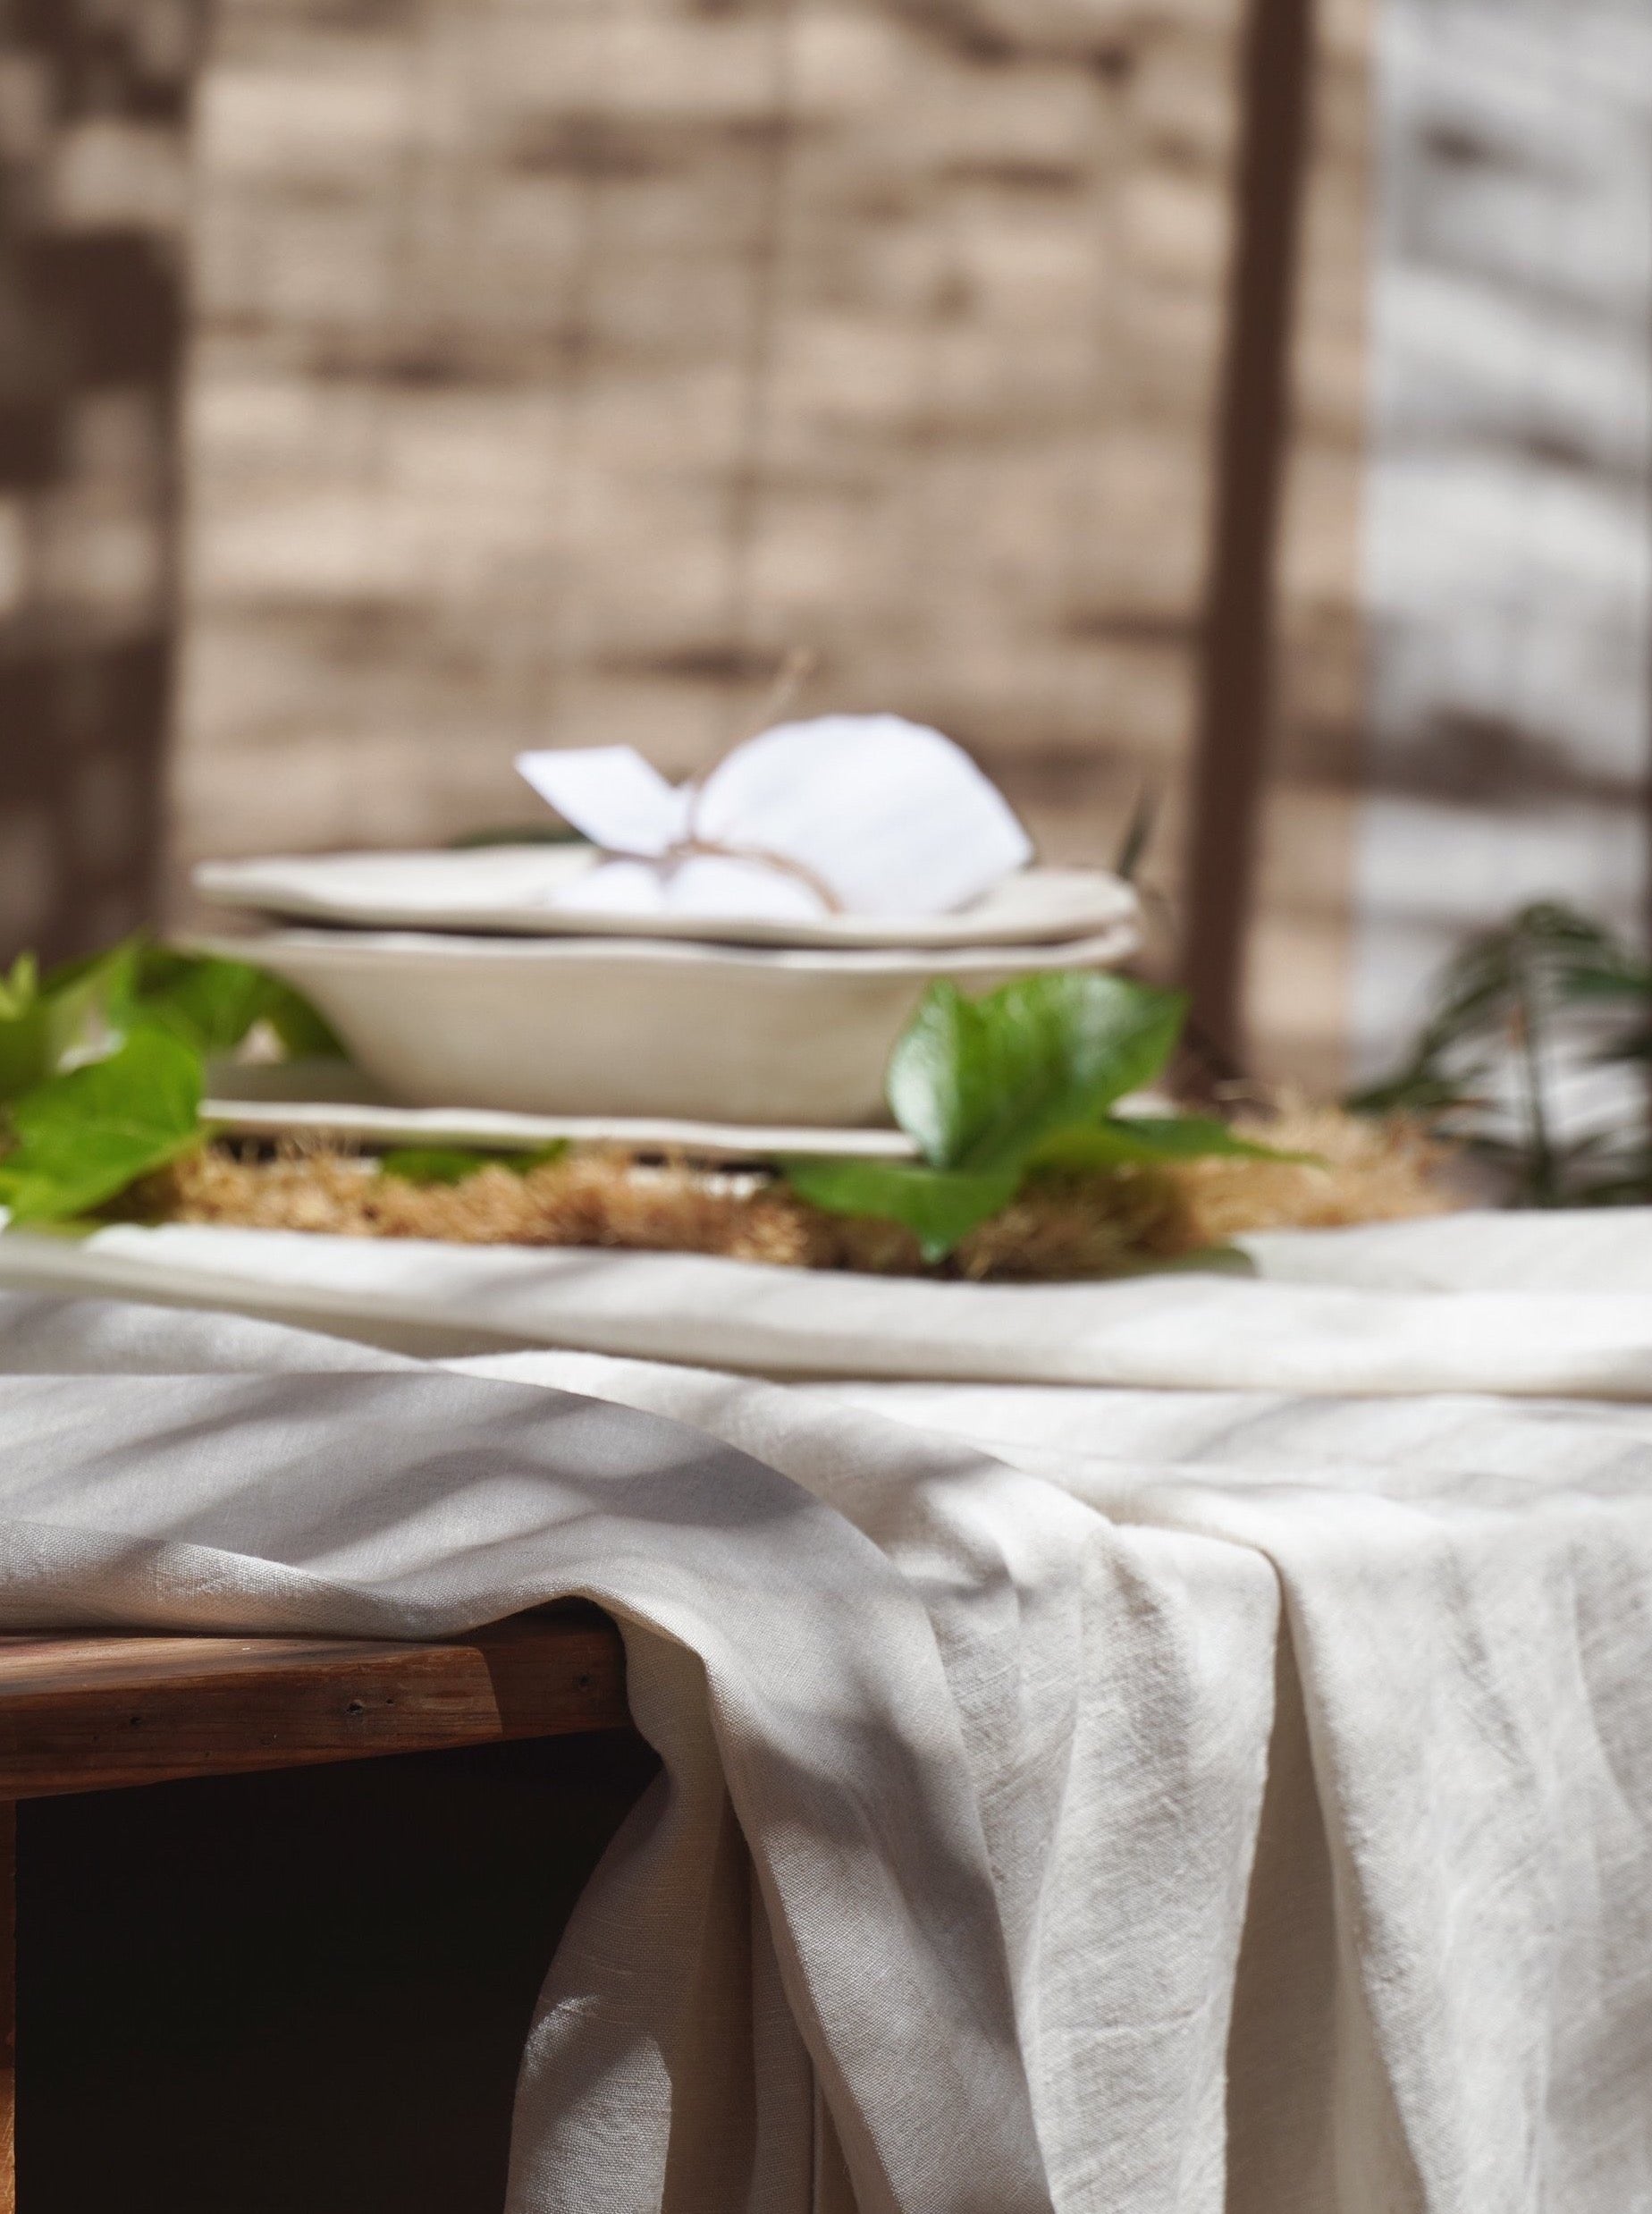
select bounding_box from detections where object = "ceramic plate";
[204,1061,921,1162]
[195,847,1140,951]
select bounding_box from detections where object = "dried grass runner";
[131,1107,1457,1281]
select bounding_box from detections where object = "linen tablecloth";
[0,1212,1649,2211]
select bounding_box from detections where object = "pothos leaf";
[778,1155,1021,1263]
[0,955,46,1103]
[0,940,345,1228]
[0,942,138,1104]
[129,950,274,1056]
[0,1027,204,1224]
[259,979,347,1060]
[128,948,346,1061]
[1031,1115,1318,1171]
[0,953,37,1026]
[781,970,1270,1258]
[377,1143,569,1186]
[888,971,1185,1173]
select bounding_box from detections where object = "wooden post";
[0,1800,14,2214]
[1181,0,1320,1074]
[0,12,189,968]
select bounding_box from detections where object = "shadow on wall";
[0,0,202,967]
[3,0,1252,980]
[1351,0,1652,1079]
[164,0,1251,919]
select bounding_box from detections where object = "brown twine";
[594,834,844,913]
[595,645,845,908]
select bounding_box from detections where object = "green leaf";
[1343,897,1652,1206]
[0,954,45,1103]
[130,949,276,1057]
[780,1154,1021,1263]
[378,1142,568,1186]
[45,937,139,1052]
[0,942,138,1103]
[509,1141,570,1174]
[780,1113,1302,1261]
[125,948,343,1061]
[379,1147,490,1187]
[0,953,37,1026]
[259,979,346,1059]
[782,971,1199,1259]
[1346,1064,1485,1117]
[1349,901,1649,1117]
[888,972,1186,1173]
[1111,782,1160,884]
[1559,962,1652,1001]
[0,1027,204,1224]
[1032,1114,1318,1171]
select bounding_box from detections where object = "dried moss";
[1172,1101,1461,1242]
[130,1104,1457,1281]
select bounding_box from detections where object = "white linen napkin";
[516,715,1033,923]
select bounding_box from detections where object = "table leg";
[0,1802,13,2213]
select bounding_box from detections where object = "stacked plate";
[195,844,1142,1145]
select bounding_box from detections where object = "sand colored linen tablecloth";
[0,1213,1649,2211]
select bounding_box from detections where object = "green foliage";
[0,952,52,1103]
[1350,900,1652,1207]
[0,942,137,1103]
[258,982,346,1060]
[0,954,34,1024]
[0,1028,203,1224]
[124,947,346,1061]
[780,1155,1023,1262]
[0,936,341,1227]
[378,1143,569,1186]
[1032,1115,1311,1171]
[887,973,1185,1173]
[783,970,1296,1261]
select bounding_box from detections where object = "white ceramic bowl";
[211,922,1140,1126]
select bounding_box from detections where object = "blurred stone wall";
[0,0,200,965]
[1347,0,1652,1080]
[15,0,1643,1097]
[0,0,1378,1088]
[171,0,1251,928]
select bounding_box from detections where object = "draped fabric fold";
[1,1210,1650,2210]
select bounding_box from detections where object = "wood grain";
[0,1602,628,1802]
[1183,0,1319,1076]
[1243,0,1372,1092]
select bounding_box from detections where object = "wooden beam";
[1238,0,1375,1095]
[0,1603,628,1802]
[1181,0,1320,1075]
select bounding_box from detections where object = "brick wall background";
[0,0,1370,1081]
[5,0,1640,1094]
[172,0,1252,928]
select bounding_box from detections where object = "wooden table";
[0,1605,635,2213]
